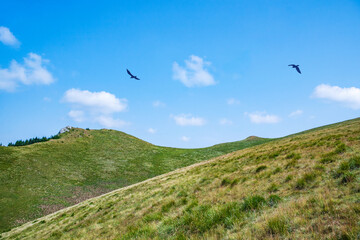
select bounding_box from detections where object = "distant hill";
[2,118,359,239]
[0,128,270,233]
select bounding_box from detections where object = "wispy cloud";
[227,98,240,105]
[95,116,129,128]
[63,89,129,128]
[171,114,206,126]
[0,26,20,47]
[172,55,215,87]
[219,118,233,125]
[153,100,166,108]
[0,53,55,91]
[313,84,360,109]
[246,112,281,124]
[181,136,190,142]
[68,110,85,122]
[289,110,303,117]
[148,128,157,134]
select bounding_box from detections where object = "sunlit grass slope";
[0,128,270,233]
[3,118,360,239]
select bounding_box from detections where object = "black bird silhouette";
[288,64,301,74]
[126,69,140,80]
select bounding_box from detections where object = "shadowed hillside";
[2,118,360,239]
[0,128,270,233]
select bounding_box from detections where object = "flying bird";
[288,64,301,74]
[126,69,140,80]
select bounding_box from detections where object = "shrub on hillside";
[8,134,60,147]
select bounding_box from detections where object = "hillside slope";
[3,118,360,239]
[0,128,269,233]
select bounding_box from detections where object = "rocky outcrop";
[59,126,73,134]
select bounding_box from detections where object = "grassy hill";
[0,128,270,233]
[2,118,360,239]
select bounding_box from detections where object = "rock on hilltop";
[58,126,73,134]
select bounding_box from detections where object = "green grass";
[2,117,360,239]
[0,128,270,233]
[267,216,289,236]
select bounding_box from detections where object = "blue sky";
[1,0,360,148]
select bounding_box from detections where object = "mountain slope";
[3,118,360,239]
[0,128,270,233]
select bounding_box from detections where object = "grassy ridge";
[2,118,360,239]
[0,128,270,233]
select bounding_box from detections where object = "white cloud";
[148,128,157,134]
[95,116,129,128]
[289,110,303,117]
[313,84,360,109]
[63,89,129,128]
[219,118,233,125]
[171,114,206,126]
[68,110,85,122]
[246,112,281,124]
[0,53,55,91]
[172,55,215,87]
[63,89,127,114]
[153,100,166,108]
[0,26,20,47]
[181,136,190,142]
[227,98,240,105]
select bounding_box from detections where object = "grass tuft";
[161,200,176,213]
[285,152,301,160]
[285,159,298,169]
[241,195,266,211]
[177,190,188,198]
[320,156,334,164]
[268,151,280,159]
[266,216,289,236]
[284,174,293,182]
[267,194,282,207]
[340,172,355,185]
[230,178,240,188]
[221,177,232,186]
[267,183,279,193]
[255,165,267,173]
[295,172,317,189]
[144,212,163,222]
[272,167,281,174]
[334,143,347,154]
[348,156,360,170]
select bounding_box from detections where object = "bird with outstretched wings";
[288,64,301,74]
[126,69,140,80]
